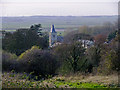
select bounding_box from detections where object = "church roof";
[50,25,56,33]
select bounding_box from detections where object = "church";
[49,24,94,48]
[49,25,63,47]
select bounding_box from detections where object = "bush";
[97,35,119,75]
[85,46,101,73]
[98,47,118,75]
[52,42,86,74]
[2,51,18,71]
[18,46,59,76]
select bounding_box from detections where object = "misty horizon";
[1,15,118,17]
[1,2,118,17]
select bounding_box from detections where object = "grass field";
[4,30,16,32]
[2,72,119,88]
[57,31,68,36]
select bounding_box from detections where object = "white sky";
[0,0,119,16]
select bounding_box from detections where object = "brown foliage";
[94,34,107,45]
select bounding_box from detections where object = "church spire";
[49,24,57,47]
[50,25,56,33]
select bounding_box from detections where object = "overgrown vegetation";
[2,22,120,88]
[2,72,119,88]
[2,24,49,55]
[52,42,86,74]
[18,46,59,77]
[3,46,59,78]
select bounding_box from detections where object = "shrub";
[98,48,118,75]
[97,35,119,75]
[2,51,18,71]
[18,46,40,60]
[85,46,101,73]
[18,46,59,76]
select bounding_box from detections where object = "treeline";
[3,46,59,78]
[52,29,119,75]
[78,22,117,36]
[2,24,48,55]
[2,22,119,79]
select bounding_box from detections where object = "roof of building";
[57,35,63,42]
[50,25,57,33]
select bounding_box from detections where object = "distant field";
[57,31,67,36]
[5,30,16,32]
[1,15,117,30]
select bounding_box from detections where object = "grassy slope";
[2,72,119,88]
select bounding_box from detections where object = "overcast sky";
[0,0,119,16]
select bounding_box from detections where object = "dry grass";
[2,72,119,88]
[53,74,118,85]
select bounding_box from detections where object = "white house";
[79,39,94,48]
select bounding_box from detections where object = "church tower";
[49,25,57,47]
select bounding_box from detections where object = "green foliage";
[2,51,18,71]
[54,81,107,88]
[64,31,93,43]
[30,24,42,31]
[18,46,40,60]
[99,50,118,74]
[85,46,101,73]
[107,30,117,42]
[2,24,48,55]
[79,22,116,36]
[30,24,42,36]
[98,36,119,74]
[18,46,59,76]
[53,41,86,73]
[3,72,118,88]
[2,22,119,77]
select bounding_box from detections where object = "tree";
[30,24,42,36]
[2,30,27,55]
[2,24,49,55]
[64,31,93,44]
[107,30,117,42]
[85,46,101,73]
[30,24,41,31]
[98,34,119,74]
[94,34,107,45]
[78,22,116,36]
[79,25,91,35]
[53,41,86,73]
